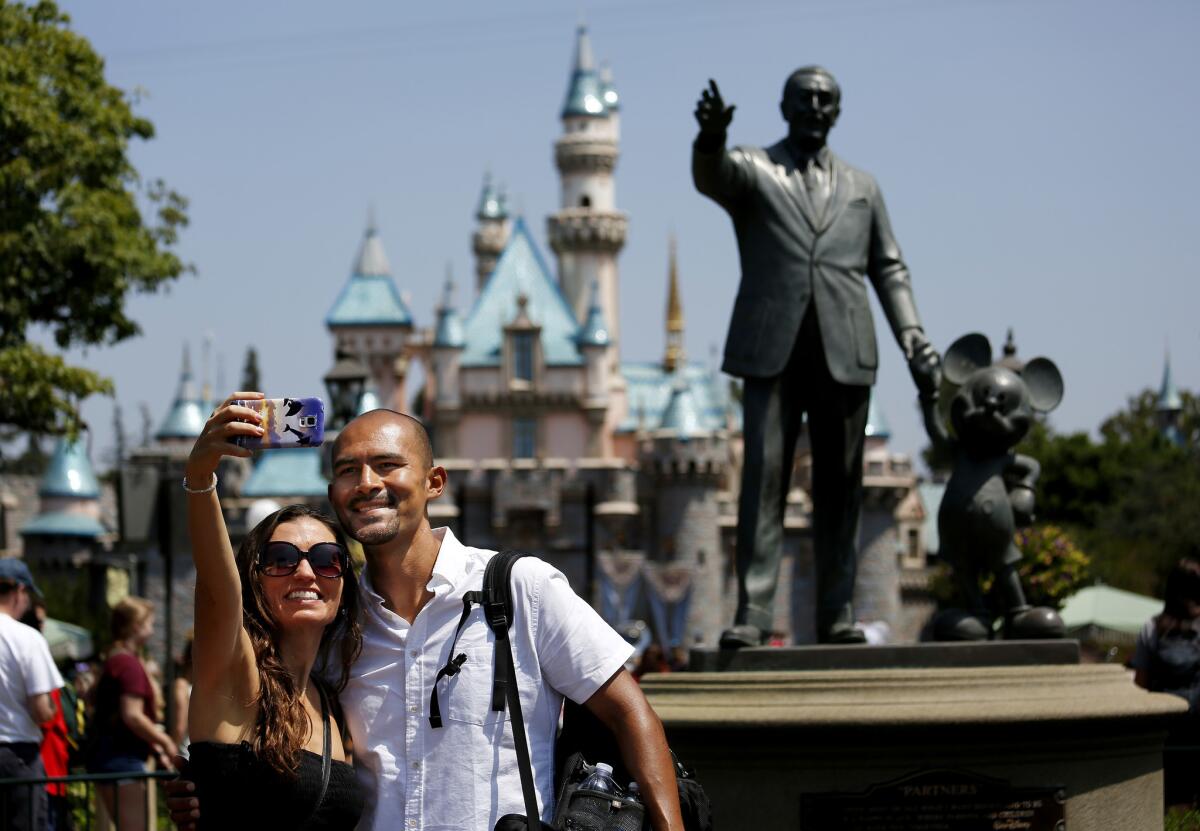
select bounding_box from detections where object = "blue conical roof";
[659,376,705,439]
[562,26,607,118]
[1159,353,1183,412]
[326,218,413,327]
[576,281,610,348]
[865,392,891,439]
[476,174,508,221]
[157,346,207,440]
[39,438,101,499]
[434,279,466,349]
[599,63,619,112]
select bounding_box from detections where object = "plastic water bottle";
[626,781,642,805]
[579,762,621,795]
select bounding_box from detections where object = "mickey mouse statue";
[917,333,1067,641]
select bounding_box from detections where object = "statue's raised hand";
[695,79,735,135]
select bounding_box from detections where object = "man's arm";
[28,691,55,724]
[584,669,684,831]
[865,180,941,388]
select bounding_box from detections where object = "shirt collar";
[426,526,470,592]
[357,525,469,609]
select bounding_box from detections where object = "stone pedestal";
[643,647,1186,830]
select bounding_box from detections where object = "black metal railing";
[0,769,176,831]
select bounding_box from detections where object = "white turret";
[547,25,627,353]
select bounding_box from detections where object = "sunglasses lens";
[261,543,299,576]
[308,543,345,578]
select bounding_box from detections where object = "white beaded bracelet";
[182,472,218,494]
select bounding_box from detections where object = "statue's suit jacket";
[693,139,922,385]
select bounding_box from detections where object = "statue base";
[643,642,1185,830]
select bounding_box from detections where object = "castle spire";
[663,235,685,373]
[1159,350,1183,413]
[561,24,606,118]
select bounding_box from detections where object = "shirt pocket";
[445,645,508,728]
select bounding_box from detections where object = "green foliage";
[1016,389,1200,596]
[929,524,1091,612]
[1012,525,1091,609]
[1166,808,1200,831]
[0,0,189,435]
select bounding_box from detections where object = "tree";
[240,347,261,392]
[0,0,189,436]
[1016,390,1200,596]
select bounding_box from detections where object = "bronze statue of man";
[693,68,939,646]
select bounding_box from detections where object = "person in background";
[633,644,671,681]
[0,560,63,831]
[1132,558,1200,708]
[19,597,72,831]
[87,596,177,831]
[1131,557,1200,808]
[170,633,194,755]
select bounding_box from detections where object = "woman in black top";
[182,393,365,829]
[1132,557,1200,710]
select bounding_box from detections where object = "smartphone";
[234,397,325,450]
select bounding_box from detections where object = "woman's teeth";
[286,590,320,601]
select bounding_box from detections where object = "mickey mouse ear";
[942,333,992,385]
[1022,358,1064,412]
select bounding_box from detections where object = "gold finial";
[663,234,685,373]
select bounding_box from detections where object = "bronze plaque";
[800,769,1065,830]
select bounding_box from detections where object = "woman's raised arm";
[185,393,263,689]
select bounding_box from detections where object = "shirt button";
[412,760,421,770]
[410,649,420,658]
[409,705,418,713]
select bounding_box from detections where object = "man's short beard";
[351,520,401,546]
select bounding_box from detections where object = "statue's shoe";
[1005,606,1065,640]
[719,624,767,649]
[818,622,868,644]
[931,608,991,641]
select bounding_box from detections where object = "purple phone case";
[234,397,325,450]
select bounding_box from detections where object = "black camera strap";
[428,550,542,830]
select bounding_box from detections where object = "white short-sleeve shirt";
[340,527,633,831]
[0,610,65,743]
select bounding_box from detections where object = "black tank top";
[187,741,365,830]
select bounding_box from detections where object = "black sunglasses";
[258,541,348,579]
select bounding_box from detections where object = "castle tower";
[1157,350,1184,445]
[430,274,465,456]
[156,345,207,443]
[663,236,684,374]
[642,379,727,647]
[577,280,612,457]
[326,213,414,413]
[471,173,511,294]
[547,25,627,351]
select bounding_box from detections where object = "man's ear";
[426,466,448,500]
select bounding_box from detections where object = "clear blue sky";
[50,0,1200,470]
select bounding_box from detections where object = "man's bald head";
[334,409,434,469]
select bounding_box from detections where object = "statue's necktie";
[803,161,829,217]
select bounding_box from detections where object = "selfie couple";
[174,393,686,830]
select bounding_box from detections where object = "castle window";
[579,195,592,208]
[513,417,536,458]
[513,332,535,382]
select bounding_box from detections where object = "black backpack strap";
[484,550,540,830]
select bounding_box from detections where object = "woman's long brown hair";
[235,505,363,777]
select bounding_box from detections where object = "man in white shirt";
[171,409,684,831]
[0,559,64,831]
